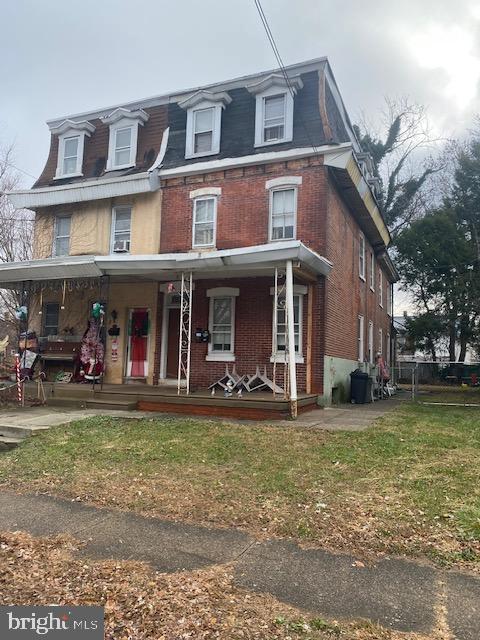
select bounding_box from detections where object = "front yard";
[0,402,478,571]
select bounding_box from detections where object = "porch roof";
[0,241,332,288]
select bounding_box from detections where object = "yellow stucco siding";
[30,282,158,385]
[32,190,162,258]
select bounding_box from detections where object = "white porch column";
[177,271,193,395]
[285,259,298,418]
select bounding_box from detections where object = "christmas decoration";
[15,306,27,321]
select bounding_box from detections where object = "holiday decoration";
[92,302,105,321]
[111,337,118,362]
[15,306,27,321]
[79,319,104,383]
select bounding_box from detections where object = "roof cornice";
[246,73,303,95]
[49,119,96,136]
[178,90,232,110]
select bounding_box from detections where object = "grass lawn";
[0,402,478,571]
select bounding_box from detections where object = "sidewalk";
[0,490,477,639]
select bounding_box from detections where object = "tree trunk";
[448,321,456,362]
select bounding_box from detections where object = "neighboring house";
[4,57,397,411]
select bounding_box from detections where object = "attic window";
[50,119,95,180]
[102,108,149,172]
[247,73,303,148]
[178,90,231,160]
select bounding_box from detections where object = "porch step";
[48,397,87,409]
[84,399,138,411]
[0,425,45,439]
[0,435,24,451]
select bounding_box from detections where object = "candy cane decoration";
[15,353,22,405]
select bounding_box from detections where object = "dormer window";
[178,90,231,159]
[247,73,303,148]
[50,119,95,179]
[102,108,149,171]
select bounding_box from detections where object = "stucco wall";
[33,191,162,259]
[320,355,359,405]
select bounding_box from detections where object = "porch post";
[285,260,298,418]
[177,271,193,395]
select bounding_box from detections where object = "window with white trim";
[386,282,392,316]
[378,328,383,356]
[193,107,215,154]
[114,126,133,168]
[274,295,301,354]
[358,315,364,362]
[52,119,94,179]
[370,252,375,290]
[368,320,374,364]
[111,206,132,252]
[379,270,384,307]
[263,94,286,142]
[53,216,71,257]
[103,108,148,171]
[62,136,80,175]
[386,332,391,364]
[359,234,366,280]
[193,197,216,248]
[206,287,238,361]
[270,188,296,241]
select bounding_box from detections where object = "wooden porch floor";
[32,382,318,420]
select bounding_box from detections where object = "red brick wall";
[153,277,325,394]
[324,181,392,364]
[159,157,327,253]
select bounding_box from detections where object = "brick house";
[4,57,397,416]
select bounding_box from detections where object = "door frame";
[159,293,181,382]
[124,307,151,379]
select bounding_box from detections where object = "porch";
[31,382,319,420]
[1,241,332,419]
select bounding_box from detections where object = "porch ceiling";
[0,241,332,288]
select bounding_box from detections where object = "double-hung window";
[370,252,375,290]
[378,328,383,356]
[368,321,374,364]
[358,315,365,362]
[193,197,216,248]
[379,270,384,307]
[359,234,366,280]
[114,126,133,168]
[54,216,71,257]
[263,94,286,142]
[62,136,79,175]
[274,294,301,354]
[111,206,132,252]
[193,108,214,154]
[43,302,60,336]
[206,287,238,362]
[270,188,296,240]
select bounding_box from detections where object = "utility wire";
[253,0,320,155]
[0,160,36,180]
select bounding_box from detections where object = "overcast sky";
[1,0,479,186]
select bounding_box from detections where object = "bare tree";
[0,144,34,333]
[354,97,446,238]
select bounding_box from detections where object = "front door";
[126,308,149,378]
[166,308,180,378]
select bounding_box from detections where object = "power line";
[0,160,36,180]
[252,0,320,155]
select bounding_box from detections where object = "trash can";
[350,369,372,404]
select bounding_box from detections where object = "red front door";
[126,308,149,378]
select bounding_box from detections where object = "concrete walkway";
[0,491,477,638]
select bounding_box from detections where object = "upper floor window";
[103,108,149,172]
[379,270,384,307]
[193,196,216,248]
[111,206,132,253]
[378,328,383,356]
[370,252,375,290]
[265,176,301,242]
[50,119,95,179]
[179,90,231,159]
[359,233,366,280]
[368,320,374,364]
[247,73,303,148]
[53,216,71,257]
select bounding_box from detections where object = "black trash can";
[350,369,371,404]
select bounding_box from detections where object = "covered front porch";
[1,241,331,418]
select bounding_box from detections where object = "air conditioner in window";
[113,240,130,253]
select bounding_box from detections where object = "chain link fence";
[392,360,480,406]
